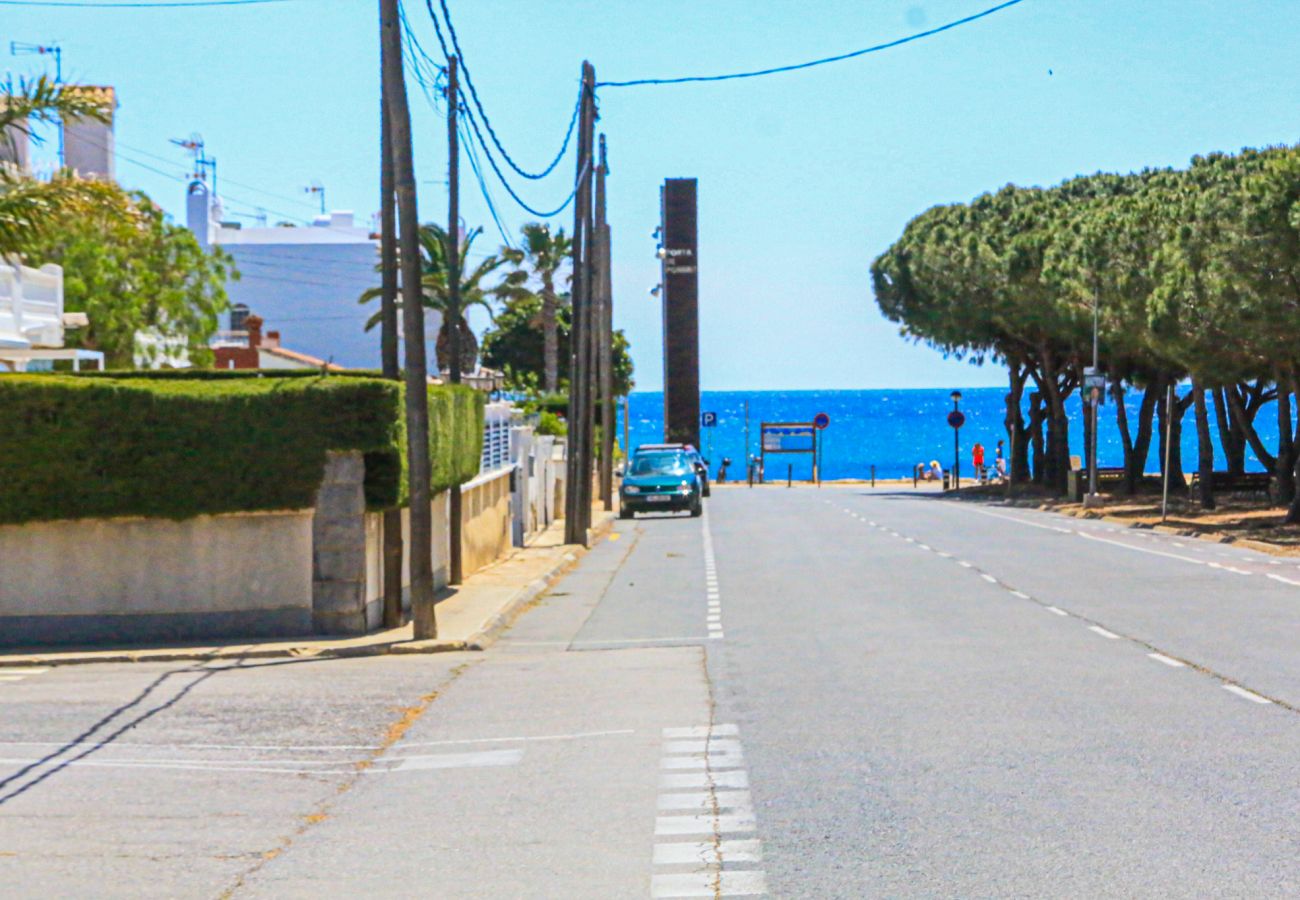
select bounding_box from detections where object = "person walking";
[972,442,986,483]
[995,440,1006,481]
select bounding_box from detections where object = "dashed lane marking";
[1045,606,1069,616]
[1088,625,1121,639]
[1223,685,1273,705]
[1148,653,1186,668]
[980,574,998,584]
[1268,573,1300,587]
[1010,590,1030,600]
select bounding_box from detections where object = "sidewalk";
[0,510,615,668]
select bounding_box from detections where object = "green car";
[619,451,703,519]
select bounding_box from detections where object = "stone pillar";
[312,450,369,634]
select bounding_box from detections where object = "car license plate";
[645,494,671,503]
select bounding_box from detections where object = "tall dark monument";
[660,178,700,448]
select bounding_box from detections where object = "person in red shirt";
[972,442,986,481]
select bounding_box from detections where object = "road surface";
[6,485,1300,897]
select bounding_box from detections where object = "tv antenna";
[170,132,217,197]
[10,41,64,164]
[303,180,325,215]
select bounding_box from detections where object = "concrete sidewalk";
[0,511,614,668]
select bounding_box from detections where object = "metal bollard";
[871,464,876,488]
[787,464,793,488]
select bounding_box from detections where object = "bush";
[0,375,486,525]
[536,410,567,437]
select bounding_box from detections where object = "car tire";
[619,508,633,520]
[703,484,711,498]
[690,498,703,517]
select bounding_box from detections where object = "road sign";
[701,411,718,427]
[813,412,831,430]
[947,410,966,429]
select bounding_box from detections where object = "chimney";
[62,86,116,179]
[187,180,212,249]
[244,314,264,348]
[264,330,281,349]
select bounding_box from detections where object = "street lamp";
[950,390,962,490]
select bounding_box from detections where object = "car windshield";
[629,453,690,477]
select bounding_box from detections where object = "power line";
[425,0,580,181]
[0,0,297,6]
[596,0,1028,88]
[460,117,513,249]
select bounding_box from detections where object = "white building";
[187,181,400,369]
[0,259,102,372]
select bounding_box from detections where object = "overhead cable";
[596,0,1027,88]
[425,0,580,180]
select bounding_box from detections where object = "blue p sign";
[701,411,718,427]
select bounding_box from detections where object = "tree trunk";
[379,76,404,630]
[1004,363,1030,487]
[1037,351,1072,496]
[1116,382,1159,495]
[1212,387,1246,475]
[1277,376,1295,505]
[381,0,437,639]
[1029,391,1046,484]
[1158,384,1189,489]
[1224,382,1276,473]
[1193,381,1216,510]
[541,279,559,393]
[436,316,477,374]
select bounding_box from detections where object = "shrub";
[536,410,567,437]
[0,375,485,525]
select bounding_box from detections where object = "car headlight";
[678,481,693,494]
[623,485,640,494]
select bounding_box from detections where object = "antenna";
[170,132,217,197]
[303,180,325,215]
[10,41,64,165]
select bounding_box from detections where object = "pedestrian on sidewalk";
[972,442,986,482]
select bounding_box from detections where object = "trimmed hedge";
[0,375,485,525]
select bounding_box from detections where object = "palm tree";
[497,222,572,393]
[360,223,507,373]
[2,76,120,255]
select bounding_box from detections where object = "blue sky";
[7,0,1300,390]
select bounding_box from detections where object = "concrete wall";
[0,509,313,647]
[459,468,513,577]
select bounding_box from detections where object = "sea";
[617,388,1279,481]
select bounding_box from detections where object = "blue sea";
[617,388,1280,481]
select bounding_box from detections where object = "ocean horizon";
[617,388,1276,481]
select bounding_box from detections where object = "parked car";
[619,450,703,518]
[634,443,711,497]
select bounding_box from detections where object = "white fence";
[0,259,63,350]
[481,401,514,474]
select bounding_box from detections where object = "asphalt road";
[6,486,1300,897]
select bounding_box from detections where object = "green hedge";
[0,375,485,525]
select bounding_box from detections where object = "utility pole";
[446,55,464,586]
[563,61,596,545]
[378,47,404,630]
[380,0,437,639]
[596,134,614,511]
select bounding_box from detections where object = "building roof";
[260,345,346,371]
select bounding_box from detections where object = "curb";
[0,512,615,669]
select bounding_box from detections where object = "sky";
[6,0,1300,390]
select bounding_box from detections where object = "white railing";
[480,401,515,474]
[0,259,64,349]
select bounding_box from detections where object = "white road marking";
[663,724,739,738]
[1148,653,1186,668]
[904,537,915,543]
[655,812,757,835]
[918,544,931,551]
[1172,542,1186,548]
[1045,606,1068,616]
[652,870,768,897]
[958,561,973,568]
[958,505,1074,533]
[391,749,524,771]
[937,552,952,559]
[1077,530,1215,567]
[653,839,763,865]
[0,675,27,682]
[1223,685,1272,705]
[1010,590,1030,599]
[664,739,743,755]
[1088,625,1121,639]
[658,790,752,811]
[980,574,998,584]
[0,728,635,753]
[1268,573,1300,587]
[661,769,749,789]
[0,667,49,675]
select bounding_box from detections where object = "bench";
[1188,471,1272,494]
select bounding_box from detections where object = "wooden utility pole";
[446,55,464,585]
[380,0,437,638]
[379,61,404,629]
[595,134,614,510]
[563,62,596,545]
